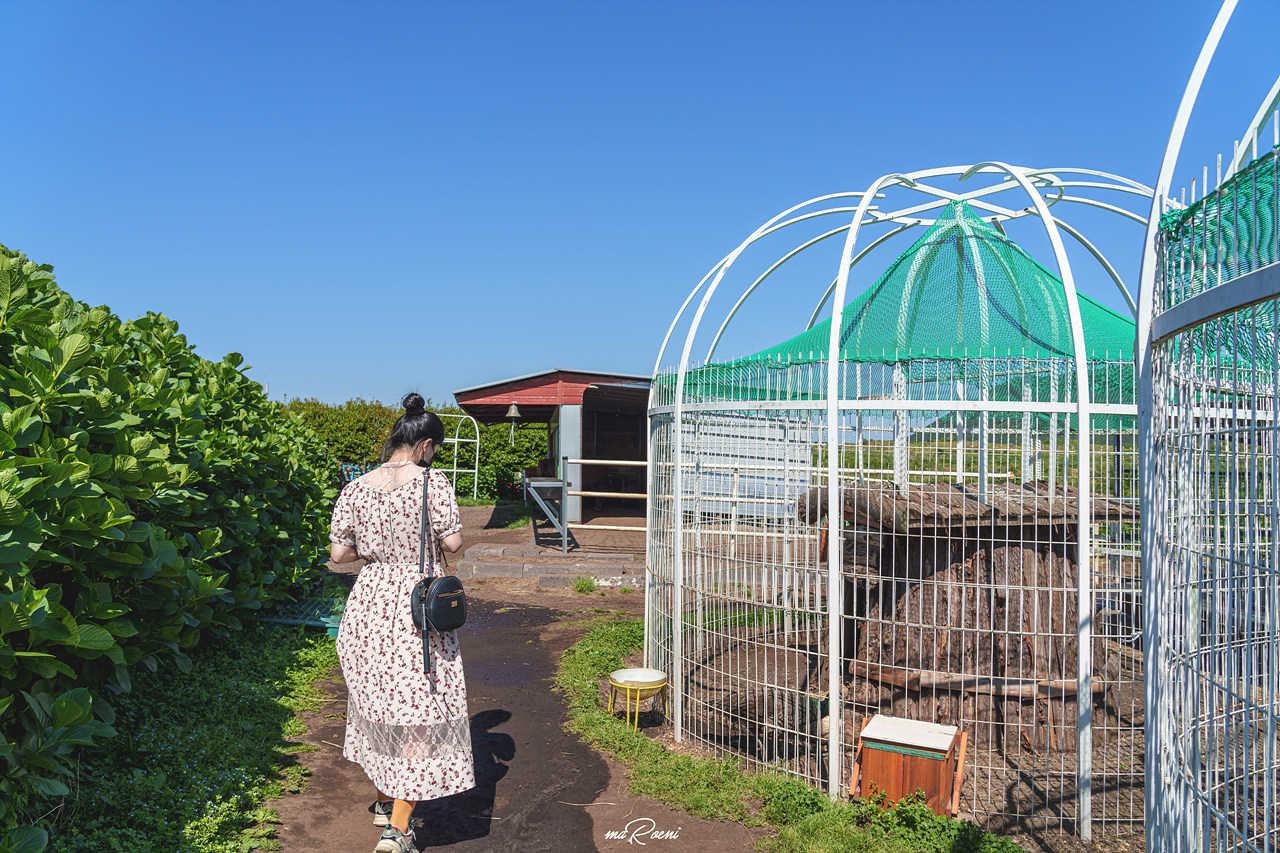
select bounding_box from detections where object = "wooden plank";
[567,490,646,499]
[861,715,957,753]
[949,731,969,817]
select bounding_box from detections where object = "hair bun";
[402,392,426,416]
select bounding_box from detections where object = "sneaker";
[369,799,393,827]
[374,824,419,853]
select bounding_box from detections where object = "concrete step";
[537,573,643,589]
[455,555,646,583]
[463,543,637,562]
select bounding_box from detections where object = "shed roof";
[454,368,651,424]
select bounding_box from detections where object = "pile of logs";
[797,479,1135,534]
[797,480,1136,752]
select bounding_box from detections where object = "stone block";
[457,560,525,579]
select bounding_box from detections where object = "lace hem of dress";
[348,689,472,760]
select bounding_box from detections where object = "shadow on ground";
[414,709,514,846]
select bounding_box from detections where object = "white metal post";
[1022,383,1034,483]
[825,173,915,798]
[1135,6,1237,852]
[959,160,1102,841]
[893,363,908,489]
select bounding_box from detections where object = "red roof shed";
[453,368,650,424]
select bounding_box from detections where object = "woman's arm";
[330,542,360,563]
[329,482,360,564]
[428,471,464,555]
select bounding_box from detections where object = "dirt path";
[270,572,764,852]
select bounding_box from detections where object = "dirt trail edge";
[271,578,763,852]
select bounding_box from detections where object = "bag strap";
[418,472,435,578]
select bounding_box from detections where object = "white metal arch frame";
[655,164,1158,378]
[648,161,1155,836]
[1226,73,1280,178]
[822,170,918,798]
[438,413,481,500]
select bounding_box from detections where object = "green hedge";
[283,397,400,468]
[287,397,545,500]
[0,245,335,832]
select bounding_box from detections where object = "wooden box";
[853,714,965,817]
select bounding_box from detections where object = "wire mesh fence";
[1147,140,1280,853]
[647,352,1142,835]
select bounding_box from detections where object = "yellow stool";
[607,668,668,729]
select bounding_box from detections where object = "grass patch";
[759,790,1025,853]
[502,507,534,529]
[571,576,598,594]
[40,622,340,853]
[555,618,1023,853]
[457,496,498,507]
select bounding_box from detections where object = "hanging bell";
[506,403,521,445]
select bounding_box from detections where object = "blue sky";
[4,0,1276,407]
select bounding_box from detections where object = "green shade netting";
[1158,144,1277,255]
[671,200,1137,407]
[1156,145,1278,369]
[741,200,1135,364]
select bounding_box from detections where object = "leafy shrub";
[571,576,598,594]
[0,245,335,830]
[762,780,831,825]
[283,397,400,467]
[0,826,47,853]
[476,463,525,501]
[289,397,546,500]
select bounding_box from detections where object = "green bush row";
[0,246,335,832]
[286,397,545,500]
[282,397,400,468]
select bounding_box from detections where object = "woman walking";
[329,394,475,853]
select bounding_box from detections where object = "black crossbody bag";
[410,473,467,673]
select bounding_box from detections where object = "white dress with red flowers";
[330,464,475,801]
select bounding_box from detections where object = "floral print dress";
[330,464,476,801]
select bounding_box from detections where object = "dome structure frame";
[647,164,1158,841]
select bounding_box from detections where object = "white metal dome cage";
[646,164,1158,840]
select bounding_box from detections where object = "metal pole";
[893,363,908,489]
[562,455,569,554]
[822,172,911,799]
[958,159,1105,841]
[1022,383,1034,483]
[978,372,989,504]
